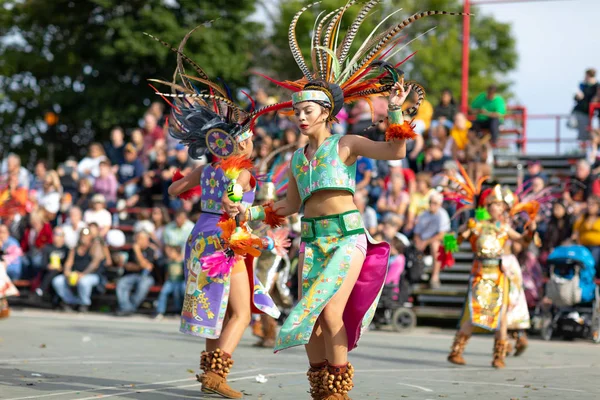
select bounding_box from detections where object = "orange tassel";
[216,154,254,179]
[263,201,286,228]
[385,121,417,141]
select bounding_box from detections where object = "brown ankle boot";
[505,341,514,356]
[320,362,354,400]
[197,348,243,399]
[0,299,10,319]
[447,332,470,365]
[492,339,507,369]
[261,316,277,348]
[514,332,528,356]
[307,361,327,399]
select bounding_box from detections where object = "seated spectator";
[30,159,48,192]
[62,206,87,249]
[413,192,450,288]
[104,126,126,167]
[150,206,170,247]
[52,227,105,312]
[83,194,112,237]
[572,195,600,276]
[169,143,195,176]
[88,222,113,269]
[143,112,165,152]
[541,201,573,264]
[512,241,544,309]
[20,211,53,278]
[431,88,457,129]
[77,142,107,181]
[117,143,145,199]
[1,153,31,189]
[0,224,23,280]
[376,174,409,225]
[423,144,451,176]
[405,172,436,233]
[116,231,157,316]
[36,226,70,301]
[565,160,600,214]
[354,191,378,236]
[37,170,62,223]
[470,84,507,145]
[448,113,472,162]
[379,213,403,243]
[57,158,79,199]
[355,156,374,195]
[93,160,118,207]
[154,244,185,319]
[163,210,195,250]
[521,160,548,189]
[74,178,93,210]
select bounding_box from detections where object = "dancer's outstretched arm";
[167,165,204,197]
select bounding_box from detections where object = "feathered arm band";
[245,201,286,228]
[437,233,459,270]
[385,108,417,141]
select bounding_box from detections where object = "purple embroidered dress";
[180,164,280,338]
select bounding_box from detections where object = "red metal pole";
[555,116,560,155]
[460,0,471,115]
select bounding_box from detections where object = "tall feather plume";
[310,9,328,74]
[314,7,340,80]
[322,1,356,81]
[175,26,202,89]
[289,1,322,80]
[348,11,470,79]
[142,32,210,81]
[337,0,379,64]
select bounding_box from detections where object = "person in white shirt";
[83,195,112,237]
[61,206,87,249]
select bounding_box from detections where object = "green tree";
[0,0,263,163]
[264,0,517,105]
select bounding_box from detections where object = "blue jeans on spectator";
[124,183,138,199]
[6,262,22,280]
[116,273,155,312]
[156,280,185,315]
[21,250,44,279]
[52,273,100,306]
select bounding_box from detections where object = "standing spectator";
[117,143,145,199]
[0,224,23,280]
[52,227,105,312]
[20,211,53,278]
[105,127,126,167]
[115,231,157,316]
[62,206,87,249]
[154,245,185,319]
[163,210,194,249]
[354,192,378,236]
[93,160,118,207]
[570,68,599,142]
[432,88,457,129]
[470,85,507,145]
[83,194,112,237]
[413,192,451,288]
[77,143,107,181]
[37,226,70,300]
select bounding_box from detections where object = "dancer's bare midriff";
[303,190,357,218]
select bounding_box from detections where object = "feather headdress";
[146,27,282,158]
[442,161,490,219]
[251,2,469,127]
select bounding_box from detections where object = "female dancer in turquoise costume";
[239,3,467,397]
[149,29,282,399]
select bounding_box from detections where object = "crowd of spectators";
[2,71,600,318]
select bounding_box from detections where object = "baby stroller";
[372,233,421,332]
[540,245,600,343]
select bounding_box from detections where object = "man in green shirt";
[470,85,507,145]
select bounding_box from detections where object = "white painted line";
[3,368,262,400]
[397,382,434,392]
[406,377,587,393]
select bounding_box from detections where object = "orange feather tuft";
[385,121,417,141]
[263,201,286,228]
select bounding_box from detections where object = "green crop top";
[291,134,357,204]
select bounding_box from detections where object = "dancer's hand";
[389,77,412,107]
[222,193,239,216]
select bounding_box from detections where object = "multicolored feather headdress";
[147,27,271,159]
[251,1,469,127]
